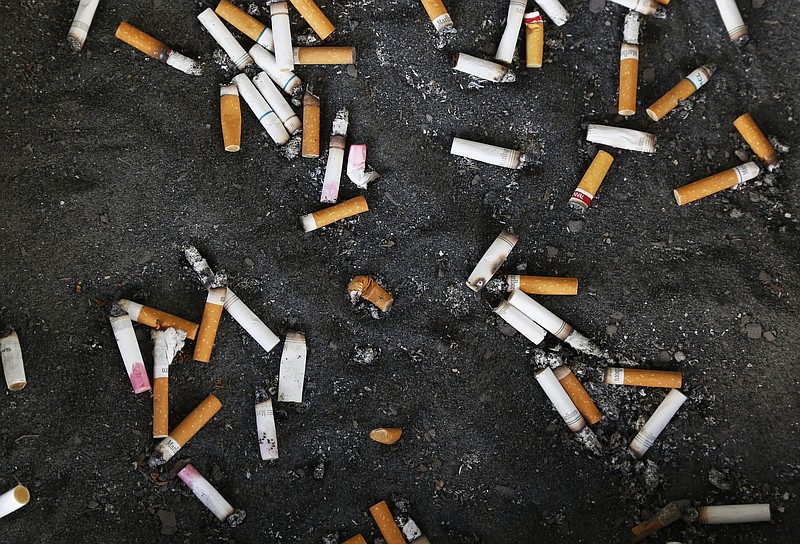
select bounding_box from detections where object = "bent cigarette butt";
[215,0,274,51]
[369,501,406,544]
[178,464,237,522]
[67,0,100,51]
[553,366,602,425]
[451,138,524,169]
[697,504,771,524]
[347,144,380,189]
[496,0,527,65]
[586,124,655,153]
[494,300,547,345]
[153,394,222,464]
[647,65,716,121]
[255,396,279,460]
[734,114,779,169]
[570,150,614,210]
[420,0,454,32]
[293,46,355,65]
[342,536,367,544]
[0,485,30,519]
[114,23,202,76]
[321,108,349,203]
[506,275,579,295]
[152,328,187,438]
[233,73,290,145]
[193,287,227,363]
[507,290,573,340]
[110,312,151,394]
[524,12,544,69]
[270,2,294,71]
[534,0,570,26]
[197,8,253,70]
[223,289,280,353]
[602,367,682,388]
[628,389,686,458]
[631,500,691,544]
[370,427,403,445]
[466,230,518,291]
[348,276,393,311]
[535,367,587,433]
[289,0,335,40]
[618,43,639,116]
[249,45,303,96]
[278,332,307,403]
[252,71,302,135]
[674,162,760,205]
[301,195,369,232]
[117,299,200,340]
[220,84,242,152]
[302,86,321,158]
[1,331,26,391]
[608,0,657,16]
[452,53,515,83]
[714,0,749,43]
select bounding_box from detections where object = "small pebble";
[568,219,584,233]
[763,331,776,342]
[745,322,762,339]
[674,351,686,362]
[588,0,606,14]
[643,67,656,83]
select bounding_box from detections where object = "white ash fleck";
[246,3,261,16]
[321,534,338,544]
[212,48,236,77]
[279,134,302,160]
[445,284,471,317]
[575,426,603,456]
[532,348,564,369]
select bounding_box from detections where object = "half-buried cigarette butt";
[293,46,355,65]
[734,114,779,169]
[524,12,544,69]
[506,275,578,295]
[369,501,406,544]
[608,0,657,16]
[535,367,587,432]
[220,84,242,152]
[370,427,403,445]
[302,85,321,158]
[114,22,202,76]
[348,276,393,311]
[569,150,614,210]
[1,330,26,391]
[255,393,279,460]
[451,137,524,169]
[646,64,716,121]
[713,0,748,44]
[270,2,294,71]
[151,328,187,438]
[0,485,29,519]
[534,0,570,26]
[586,124,655,153]
[420,0,454,32]
[618,43,639,116]
[197,8,254,70]
[452,53,515,83]
[466,230,518,291]
[301,195,369,232]
[252,71,302,135]
[553,366,602,425]
[628,389,686,458]
[278,332,307,402]
[697,504,771,524]
[343,536,367,544]
[603,367,682,388]
[494,300,547,345]
[178,464,241,523]
[67,0,100,51]
[109,310,151,394]
[193,287,227,363]
[506,290,573,340]
[496,0,527,65]
[215,0,274,51]
[223,289,280,353]
[152,394,222,465]
[347,144,380,189]
[631,500,690,544]
[117,299,200,340]
[321,108,349,203]
[249,45,304,97]
[674,162,760,206]
[233,73,290,145]
[289,0,335,40]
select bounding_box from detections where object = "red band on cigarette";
[524,14,543,24]
[570,189,593,207]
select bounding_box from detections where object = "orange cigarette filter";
[734,114,779,168]
[289,0,335,40]
[674,162,760,206]
[603,368,682,388]
[220,84,242,153]
[302,87,320,158]
[348,276,394,311]
[654,0,670,4]
[302,195,369,232]
[170,394,223,447]
[193,287,226,363]
[215,0,268,43]
[115,22,170,62]
[153,378,169,438]
[646,64,715,121]
[120,301,200,340]
[553,366,603,425]
[420,0,453,32]
[294,46,355,65]
[618,43,639,116]
[342,536,367,544]
[524,12,543,69]
[507,275,578,295]
[369,427,403,445]
[631,500,690,544]
[569,150,614,210]
[369,501,406,544]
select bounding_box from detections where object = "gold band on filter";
[348,276,394,311]
[293,46,355,65]
[603,367,682,388]
[302,89,320,158]
[193,288,226,362]
[569,150,614,210]
[215,0,268,43]
[507,275,578,295]
[553,366,602,425]
[115,22,170,62]
[369,501,406,544]
[170,394,222,447]
[221,92,242,152]
[303,195,369,231]
[734,114,779,168]
[153,377,169,438]
[618,44,639,116]
[674,162,759,205]
[420,0,453,31]
[524,12,543,69]
[289,0,335,40]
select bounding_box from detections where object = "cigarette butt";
[347,144,380,189]
[154,394,222,463]
[193,287,227,363]
[270,2,294,71]
[586,124,655,153]
[452,53,515,83]
[67,0,100,51]
[348,276,393,311]
[534,0,570,26]
[151,328,186,438]
[255,397,279,460]
[697,504,771,524]
[608,0,657,16]
[628,389,686,458]
[220,84,242,152]
[1,331,26,391]
[223,289,281,353]
[215,0,274,51]
[252,72,302,135]
[302,87,321,158]
[570,150,614,211]
[301,195,369,232]
[0,485,30,519]
[233,73,290,145]
[714,0,748,43]
[466,230,518,291]
[117,299,200,340]
[535,367,587,433]
[496,0,527,65]
[369,501,406,544]
[494,300,547,344]
[734,114,779,168]
[278,332,307,403]
[343,535,367,544]
[553,366,602,425]
[110,312,152,394]
[153,378,169,438]
[524,12,544,69]
[646,65,716,121]
[178,464,237,522]
[370,427,403,445]
[420,0,454,32]
[197,8,254,70]
[631,500,690,544]
[673,162,760,206]
[618,44,639,116]
[249,45,304,96]
[655,0,670,4]
[115,23,169,61]
[321,108,349,203]
[507,290,573,340]
[506,275,579,295]
[289,0,335,40]
[293,46,355,65]
[451,138,524,169]
[603,367,682,388]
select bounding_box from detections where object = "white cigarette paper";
[629,389,687,458]
[534,0,570,27]
[535,367,586,432]
[255,397,279,460]
[278,332,307,403]
[496,0,527,64]
[0,485,30,519]
[714,0,748,43]
[586,124,656,153]
[494,300,547,345]
[451,138,523,169]
[608,0,657,16]
[152,327,186,378]
[165,51,203,76]
[347,144,380,189]
[253,72,302,135]
[67,0,101,51]
[452,53,515,83]
[697,504,771,524]
[223,289,280,353]
[270,2,294,71]
[1,331,26,391]
[623,11,641,45]
[178,464,236,522]
[109,313,151,394]
[507,290,573,340]
[466,230,518,291]
[249,45,303,96]
[198,8,253,70]
[320,108,349,204]
[233,73,290,145]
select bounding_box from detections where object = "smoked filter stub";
[369,427,403,445]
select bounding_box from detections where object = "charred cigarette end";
[347,144,380,189]
[154,394,222,464]
[623,11,642,45]
[369,427,403,445]
[301,195,369,232]
[506,275,579,295]
[602,367,682,388]
[178,464,239,522]
[293,46,355,65]
[67,0,100,51]
[697,504,771,524]
[270,2,294,71]
[302,86,321,158]
[586,124,656,153]
[216,0,275,51]
[674,162,760,206]
[714,0,749,44]
[420,0,454,32]
[452,137,523,170]
[1,331,27,391]
[184,245,217,289]
[220,84,242,152]
[193,287,227,362]
[494,300,547,345]
[734,114,780,169]
[278,331,307,403]
[563,330,605,358]
[110,313,152,394]
[507,290,574,340]
[348,276,394,312]
[342,536,368,544]
[252,72,302,135]
[320,108,350,204]
[524,12,544,69]
[553,366,603,425]
[631,500,691,544]
[534,0,570,26]
[535,367,587,433]
[223,289,280,353]
[369,501,406,544]
[255,397,279,460]
[233,73,291,145]
[466,230,519,291]
[570,150,614,211]
[197,8,254,70]
[646,64,716,121]
[118,299,200,340]
[453,53,514,83]
[608,0,657,16]
[0,485,30,519]
[628,389,687,458]
[289,0,335,40]
[496,0,527,65]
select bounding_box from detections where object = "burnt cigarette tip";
[148,451,167,467]
[109,303,126,318]
[228,509,247,527]
[451,53,460,68]
[184,245,202,264]
[255,386,270,403]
